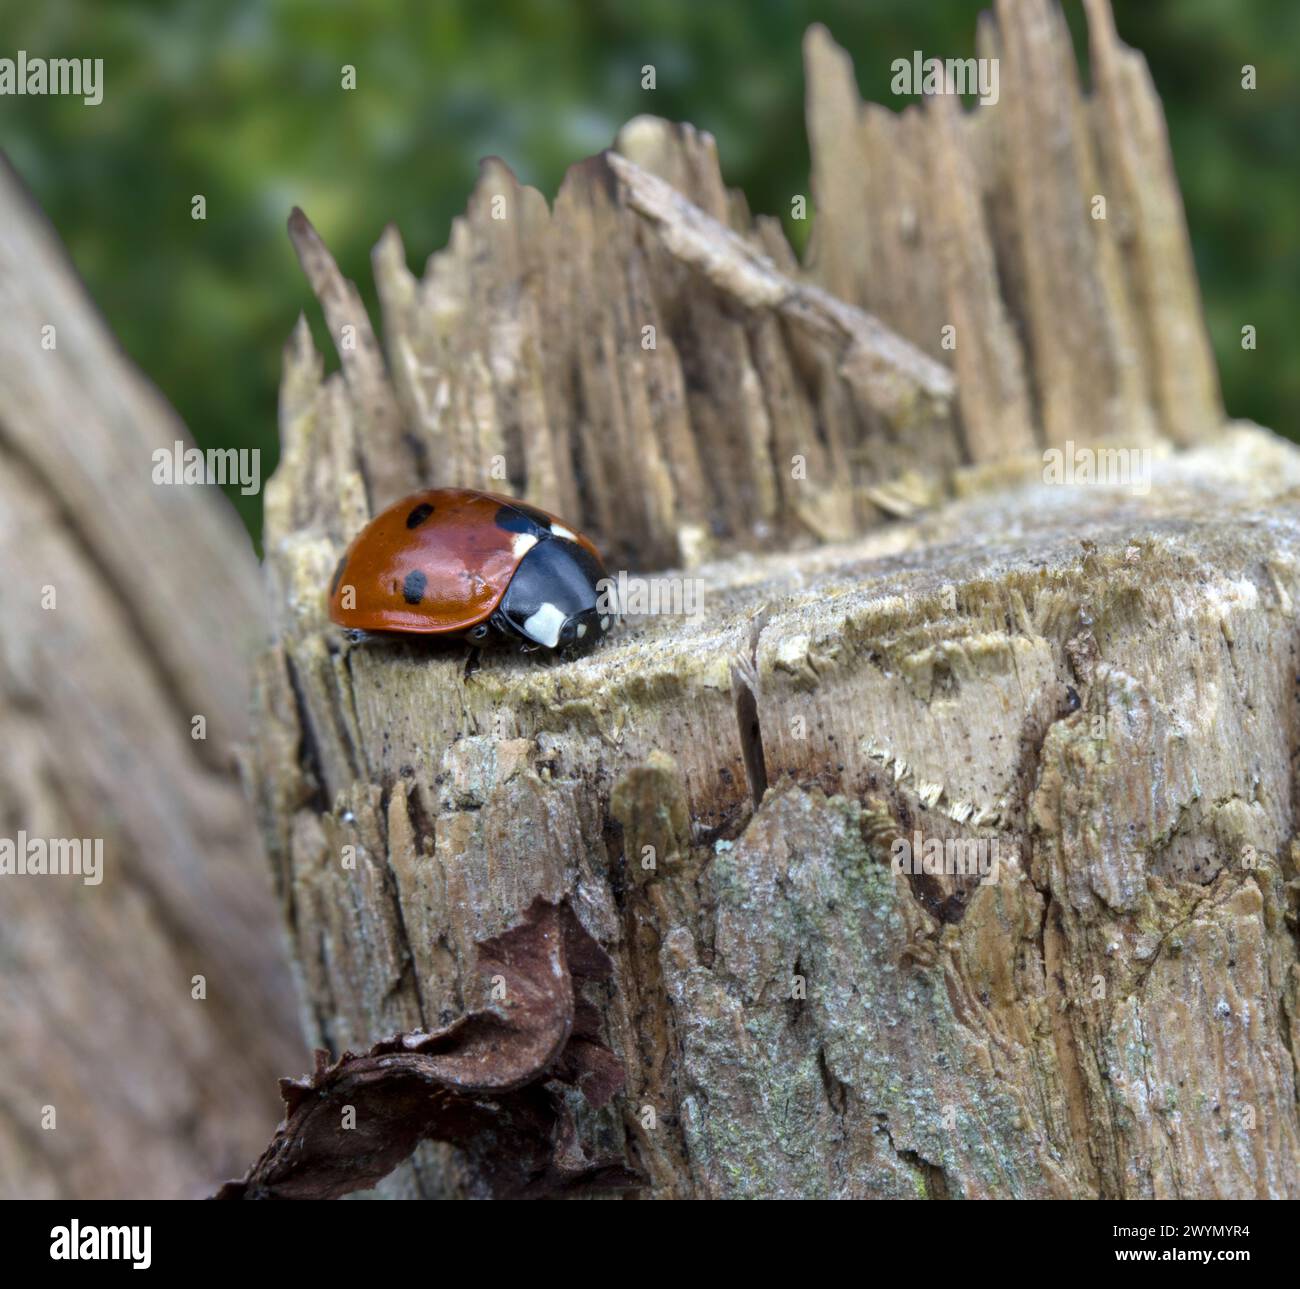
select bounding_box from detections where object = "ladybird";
[327,488,614,657]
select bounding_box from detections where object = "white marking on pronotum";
[600,616,610,632]
[576,622,588,638]
[512,532,539,560]
[550,523,578,542]
[522,602,566,648]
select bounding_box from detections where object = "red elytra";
[328,488,613,654]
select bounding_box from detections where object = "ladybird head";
[495,538,612,656]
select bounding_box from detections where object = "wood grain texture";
[0,159,305,1199]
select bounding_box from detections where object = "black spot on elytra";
[406,502,435,529]
[494,503,551,537]
[402,570,427,605]
[330,555,347,597]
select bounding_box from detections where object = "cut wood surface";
[250,2,1298,1198]
[0,159,305,1199]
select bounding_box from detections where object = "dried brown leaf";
[215,897,634,1199]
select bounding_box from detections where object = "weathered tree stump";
[248,2,1300,1198]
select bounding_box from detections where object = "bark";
[0,158,305,1198]
[249,2,1299,1198]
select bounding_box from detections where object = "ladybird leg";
[463,645,483,681]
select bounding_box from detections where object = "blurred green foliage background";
[3,0,1295,547]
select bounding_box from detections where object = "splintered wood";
[252,0,1298,1199]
